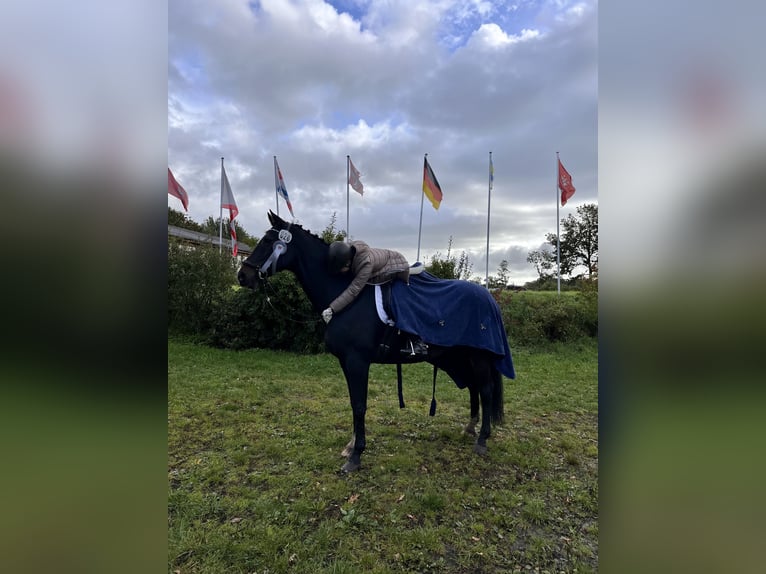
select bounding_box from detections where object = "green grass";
[168,339,597,573]
[516,290,579,298]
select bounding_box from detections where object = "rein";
[261,279,322,325]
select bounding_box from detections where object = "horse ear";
[268,210,279,227]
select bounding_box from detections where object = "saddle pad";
[391,271,515,379]
[374,285,395,326]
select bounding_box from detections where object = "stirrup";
[401,338,428,356]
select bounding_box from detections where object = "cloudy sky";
[169,0,597,284]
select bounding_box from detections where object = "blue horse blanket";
[391,271,515,380]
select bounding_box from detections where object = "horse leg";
[340,355,370,473]
[433,351,500,456]
[474,380,493,456]
[474,358,498,456]
[464,386,480,436]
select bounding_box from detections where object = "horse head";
[237,211,297,289]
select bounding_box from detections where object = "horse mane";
[270,212,331,250]
[293,223,329,247]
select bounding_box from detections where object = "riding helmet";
[328,241,354,273]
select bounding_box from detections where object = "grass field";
[168,339,598,573]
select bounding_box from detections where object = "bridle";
[241,228,293,281]
[240,227,322,325]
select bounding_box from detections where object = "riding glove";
[321,308,333,323]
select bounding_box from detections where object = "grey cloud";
[169,0,597,284]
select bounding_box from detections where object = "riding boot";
[377,325,398,361]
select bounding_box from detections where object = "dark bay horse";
[237,211,512,472]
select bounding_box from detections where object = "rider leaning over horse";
[322,240,409,322]
[323,240,428,355]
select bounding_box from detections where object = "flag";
[558,158,576,206]
[348,157,364,195]
[275,158,294,217]
[489,155,494,191]
[422,156,443,210]
[168,167,189,211]
[221,164,239,256]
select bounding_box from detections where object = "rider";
[323,240,428,355]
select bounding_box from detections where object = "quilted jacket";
[329,240,409,313]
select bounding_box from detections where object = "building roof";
[168,225,254,256]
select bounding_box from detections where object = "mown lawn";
[168,339,597,573]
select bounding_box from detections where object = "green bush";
[168,240,326,352]
[207,273,326,353]
[494,289,598,347]
[573,280,598,337]
[168,240,238,335]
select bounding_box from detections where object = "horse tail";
[490,367,504,425]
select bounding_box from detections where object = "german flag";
[422,156,443,210]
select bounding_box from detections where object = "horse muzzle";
[237,267,257,289]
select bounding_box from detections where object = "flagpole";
[219,157,224,254]
[273,156,280,216]
[485,151,492,289]
[346,156,350,242]
[556,152,561,295]
[417,154,427,263]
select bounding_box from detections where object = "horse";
[237,211,515,473]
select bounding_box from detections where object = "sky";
[168,0,598,284]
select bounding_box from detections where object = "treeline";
[169,205,598,289]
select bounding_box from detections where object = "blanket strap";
[429,365,438,416]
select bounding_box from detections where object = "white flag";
[221,164,239,256]
[348,157,364,195]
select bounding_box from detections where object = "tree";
[527,203,598,280]
[561,203,598,278]
[168,207,205,232]
[497,259,510,286]
[320,212,347,244]
[426,236,473,280]
[201,216,256,247]
[486,259,511,289]
[526,248,555,280]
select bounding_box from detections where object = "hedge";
[493,288,598,347]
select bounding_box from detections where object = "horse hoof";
[341,460,361,473]
[473,443,488,456]
[463,424,477,436]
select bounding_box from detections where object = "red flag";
[221,164,239,256]
[558,158,576,206]
[168,167,189,211]
[422,157,443,210]
[348,157,364,195]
